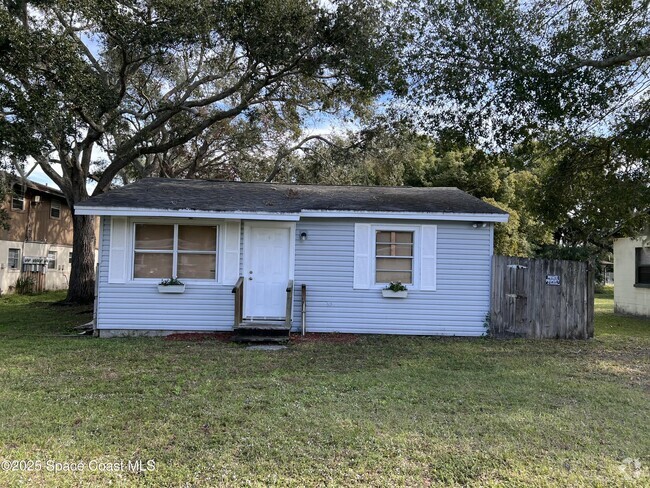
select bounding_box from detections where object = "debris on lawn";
[73,321,94,336]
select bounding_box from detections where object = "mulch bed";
[290,333,359,344]
[162,332,360,344]
[164,332,234,342]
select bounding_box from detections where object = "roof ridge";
[140,177,460,191]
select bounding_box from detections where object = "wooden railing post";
[232,277,244,328]
[285,280,294,327]
[301,284,307,336]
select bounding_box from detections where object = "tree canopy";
[399,0,650,146]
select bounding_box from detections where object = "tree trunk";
[65,213,97,304]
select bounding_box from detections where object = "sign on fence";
[545,275,561,286]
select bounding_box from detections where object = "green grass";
[0,289,648,486]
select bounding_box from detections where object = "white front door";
[244,224,292,319]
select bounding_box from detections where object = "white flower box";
[382,289,408,298]
[157,284,186,294]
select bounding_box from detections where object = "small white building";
[613,237,650,318]
[76,179,510,337]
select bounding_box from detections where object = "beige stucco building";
[613,237,650,318]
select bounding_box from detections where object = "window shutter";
[108,217,128,283]
[222,221,241,284]
[420,225,437,291]
[353,223,372,289]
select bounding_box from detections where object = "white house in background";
[75,178,509,338]
[613,236,650,318]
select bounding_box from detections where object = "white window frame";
[11,187,24,211]
[8,248,20,270]
[371,224,420,289]
[50,200,62,219]
[47,250,57,270]
[130,220,222,283]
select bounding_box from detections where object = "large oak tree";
[0,0,395,303]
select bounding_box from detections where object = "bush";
[15,276,35,295]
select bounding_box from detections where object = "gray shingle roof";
[77,178,507,215]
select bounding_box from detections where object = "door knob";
[248,277,253,280]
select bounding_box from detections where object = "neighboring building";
[0,176,96,294]
[613,237,650,318]
[77,178,509,337]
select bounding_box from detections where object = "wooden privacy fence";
[490,256,594,339]
[19,270,46,293]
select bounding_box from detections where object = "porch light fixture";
[300,232,308,241]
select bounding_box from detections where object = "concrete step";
[231,325,291,344]
[231,334,290,344]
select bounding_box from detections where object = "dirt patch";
[291,333,359,344]
[164,332,234,342]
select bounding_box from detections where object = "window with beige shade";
[133,224,217,280]
[375,230,414,284]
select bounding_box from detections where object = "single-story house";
[75,179,509,337]
[613,236,650,318]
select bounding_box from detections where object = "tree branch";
[51,8,109,83]
[572,45,650,70]
[265,135,337,182]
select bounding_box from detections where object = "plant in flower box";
[157,277,186,294]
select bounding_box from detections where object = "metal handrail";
[285,280,294,327]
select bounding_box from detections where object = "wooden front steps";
[236,321,291,331]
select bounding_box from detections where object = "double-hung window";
[47,250,57,270]
[636,247,650,286]
[8,248,20,270]
[50,200,61,219]
[375,230,414,284]
[11,186,24,211]
[133,224,218,280]
[354,223,437,291]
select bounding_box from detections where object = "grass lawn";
[0,288,648,486]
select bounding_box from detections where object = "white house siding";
[96,217,493,336]
[291,219,492,336]
[96,217,235,333]
[613,237,650,318]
